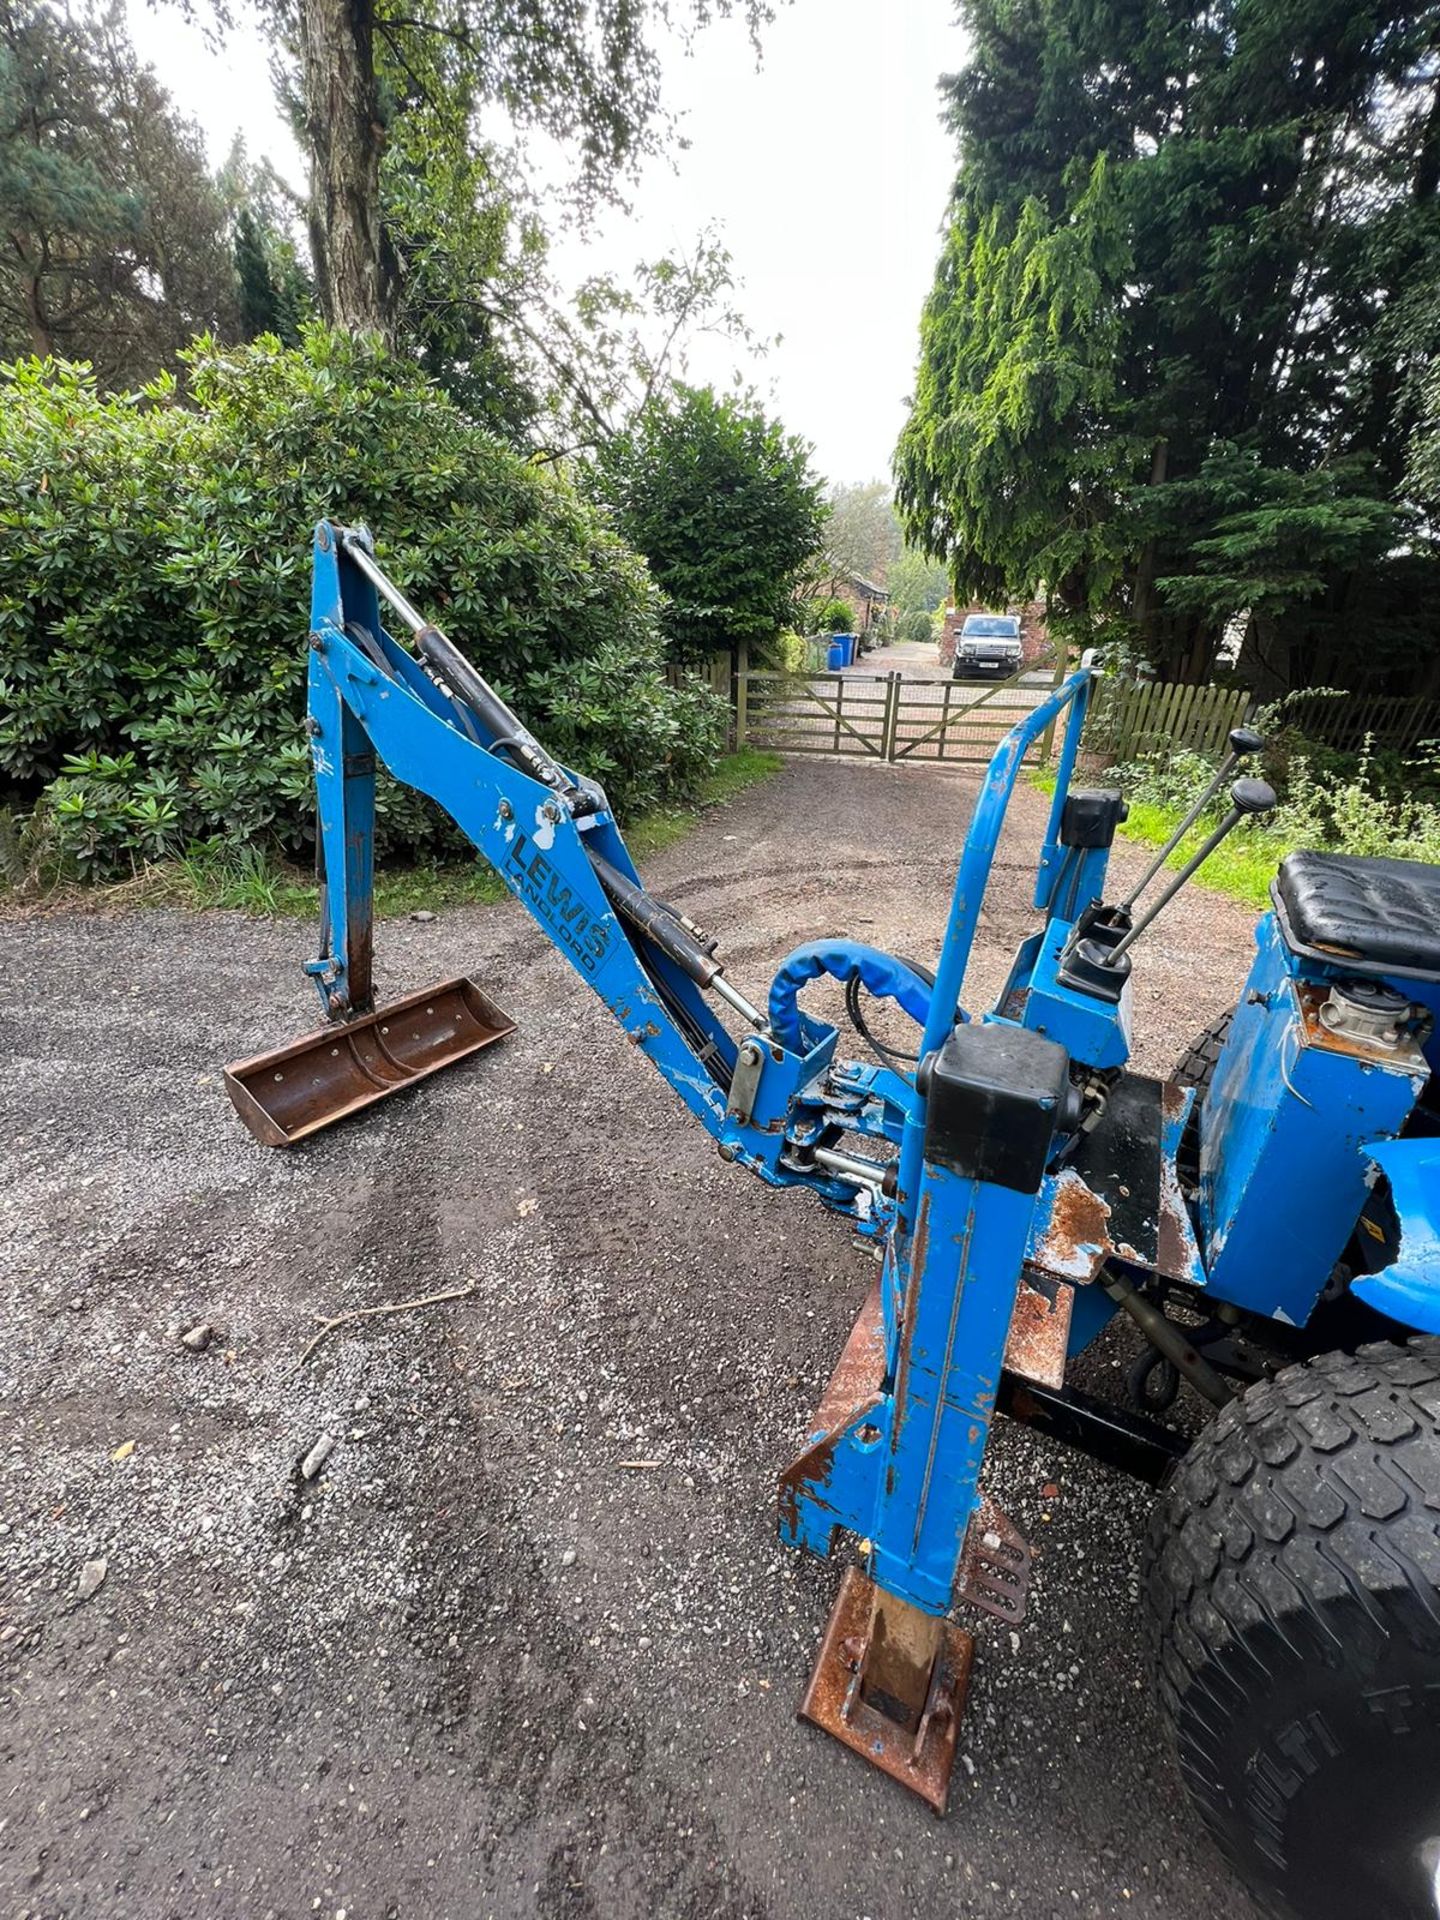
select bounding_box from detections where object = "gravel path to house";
[0,757,1261,1920]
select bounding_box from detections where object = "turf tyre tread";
[1146,1337,1440,1919]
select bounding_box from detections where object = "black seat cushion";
[1273,850,1440,981]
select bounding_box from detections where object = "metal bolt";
[541,801,562,824]
[305,717,322,737]
[497,799,513,821]
[716,1141,739,1163]
[309,631,325,652]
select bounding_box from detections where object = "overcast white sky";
[124,0,967,487]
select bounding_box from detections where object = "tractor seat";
[1272,850,1440,982]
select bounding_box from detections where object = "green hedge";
[0,328,725,875]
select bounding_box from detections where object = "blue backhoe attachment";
[226,523,1440,1858]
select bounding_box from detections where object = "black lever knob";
[1228,726,1265,756]
[1231,776,1277,815]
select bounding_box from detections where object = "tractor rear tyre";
[1146,1340,1440,1920]
[1172,1007,1233,1193]
[1172,1005,1233,1095]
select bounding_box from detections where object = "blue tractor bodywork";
[228,524,1440,1811]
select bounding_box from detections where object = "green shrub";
[768,627,808,675]
[1111,735,1440,878]
[896,608,935,644]
[592,384,827,666]
[0,329,725,876]
[807,597,853,634]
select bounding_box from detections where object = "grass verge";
[15,748,784,920]
[1030,769,1278,910]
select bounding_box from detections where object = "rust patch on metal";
[1296,981,1375,1062]
[777,1281,885,1541]
[1033,1169,1113,1283]
[1156,1158,1190,1279]
[1003,1273,1073,1389]
[813,1279,886,1433]
[1156,1079,1201,1281]
[347,916,374,1017]
[798,1564,974,1815]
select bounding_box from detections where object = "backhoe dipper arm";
[304,522,773,1146]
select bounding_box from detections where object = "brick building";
[832,572,891,636]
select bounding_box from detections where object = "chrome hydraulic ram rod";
[587,849,768,1029]
[587,849,721,985]
[811,1144,888,1190]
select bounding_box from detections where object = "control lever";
[1117,726,1265,914]
[1105,777,1276,965]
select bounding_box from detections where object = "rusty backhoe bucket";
[225,976,514,1147]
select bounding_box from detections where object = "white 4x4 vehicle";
[952,612,1023,679]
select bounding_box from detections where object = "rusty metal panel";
[1027,1073,1204,1288]
[955,1496,1031,1624]
[1003,1272,1073,1388]
[777,1280,886,1552]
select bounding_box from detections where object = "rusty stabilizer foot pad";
[798,1566,975,1815]
[225,976,515,1146]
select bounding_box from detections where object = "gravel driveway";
[0,756,1262,1920]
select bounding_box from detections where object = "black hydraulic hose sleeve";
[586,848,721,988]
[413,623,569,795]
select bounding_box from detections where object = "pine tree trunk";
[1132,439,1167,664]
[21,271,54,357]
[298,0,392,336]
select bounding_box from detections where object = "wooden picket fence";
[664,653,732,700]
[1269,689,1440,753]
[1085,677,1251,761]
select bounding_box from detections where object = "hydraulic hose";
[586,848,722,989]
[769,940,934,1055]
[844,954,937,1066]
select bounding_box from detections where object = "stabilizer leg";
[789,1023,1070,1809]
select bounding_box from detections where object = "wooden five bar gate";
[737,668,1050,765]
[736,665,1253,767]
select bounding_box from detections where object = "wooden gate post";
[1038,651,1067,765]
[735,643,748,749]
[883,670,902,762]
